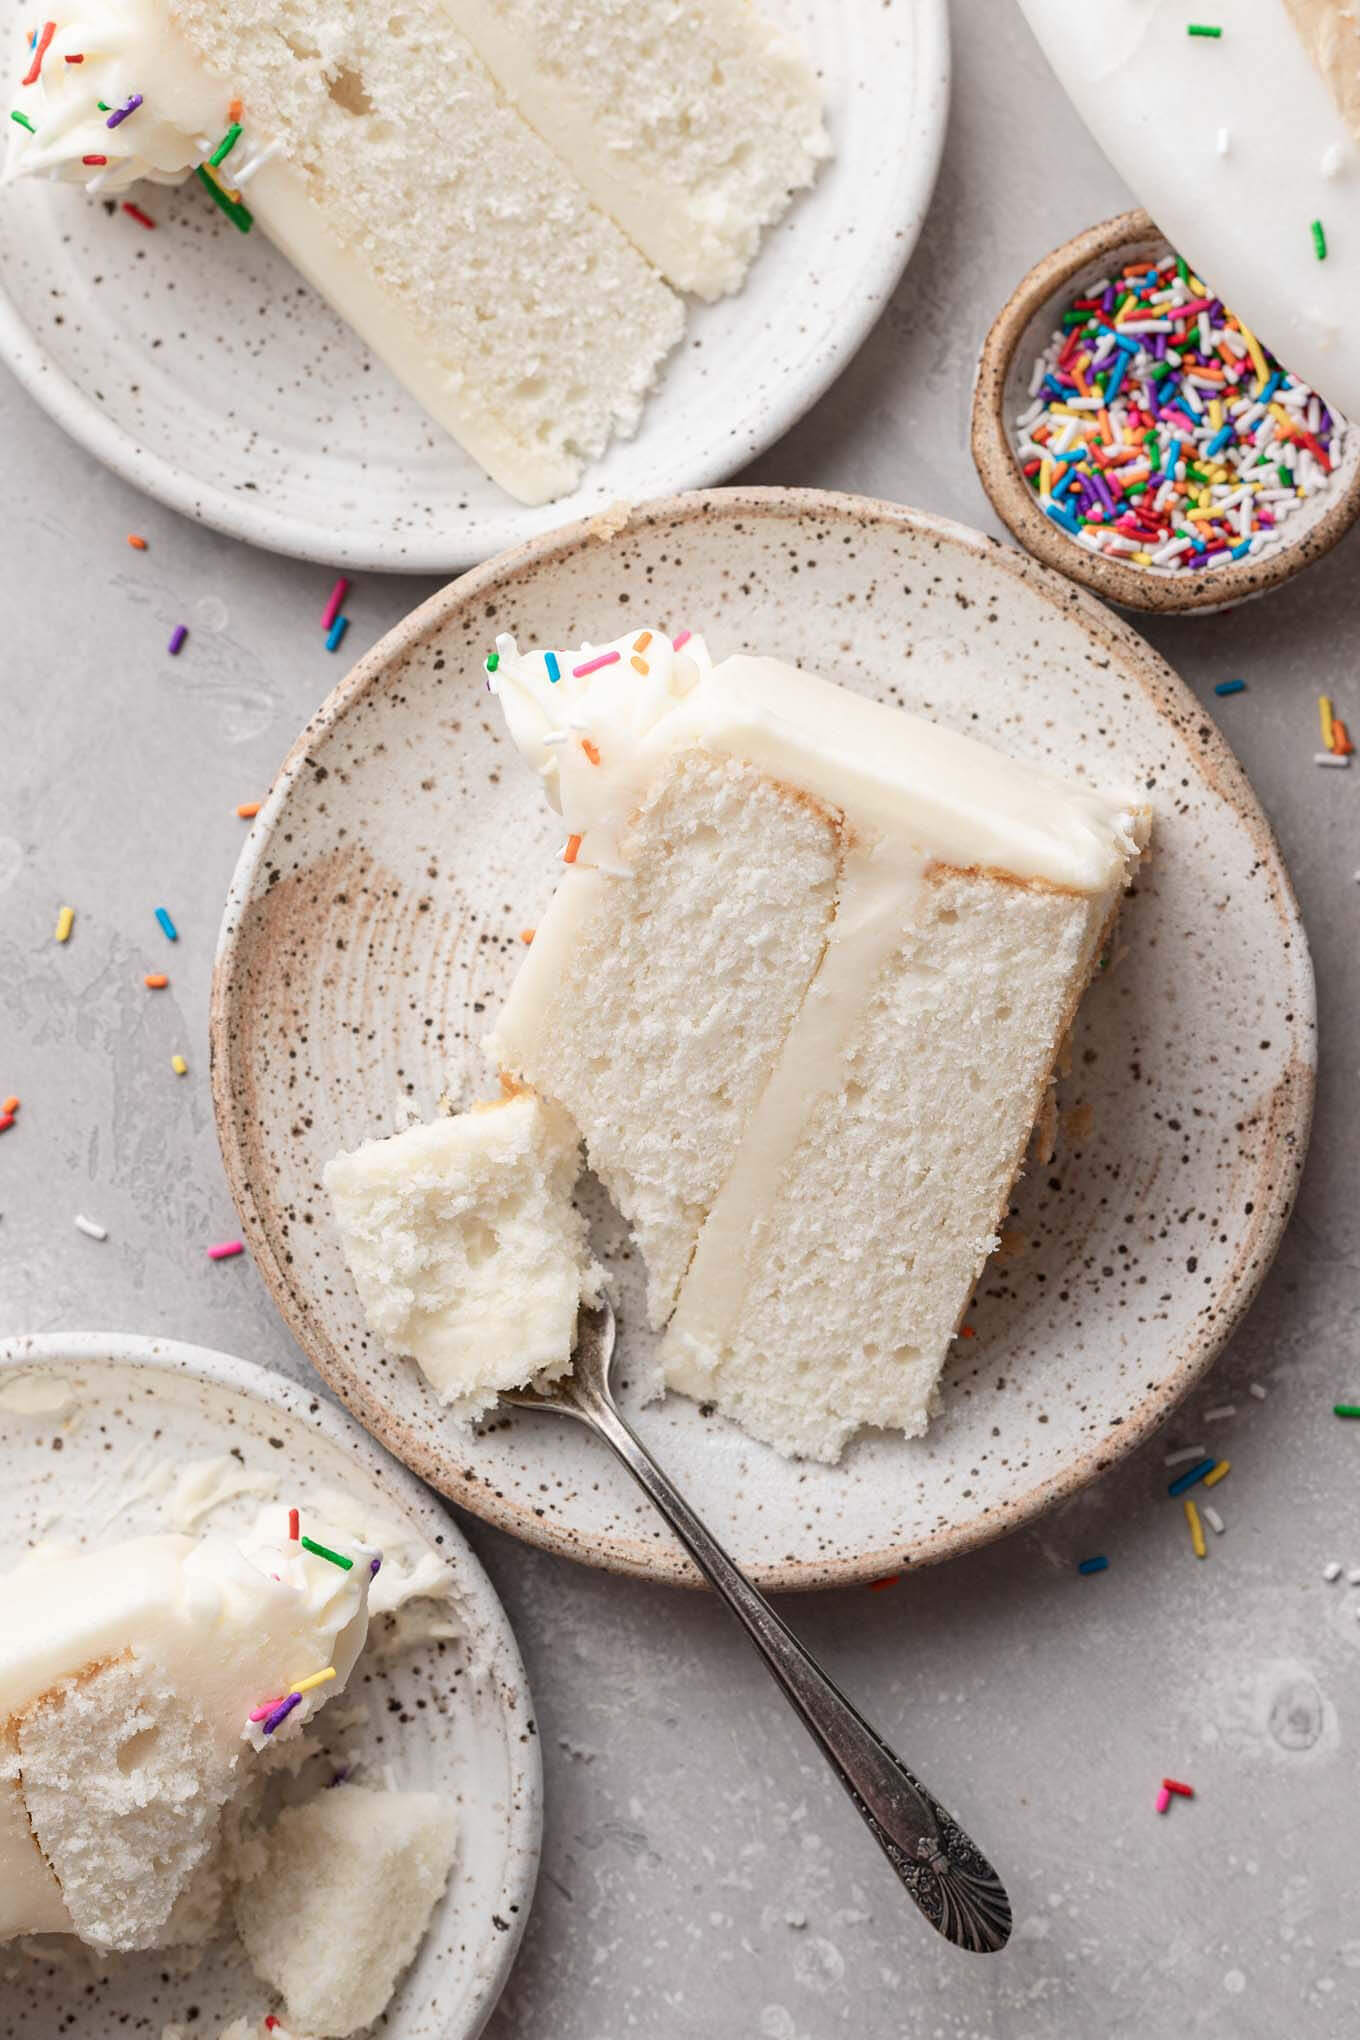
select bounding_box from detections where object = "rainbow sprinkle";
[105,92,142,128]
[261,1691,302,1735]
[572,650,620,677]
[320,577,348,632]
[325,614,348,653]
[154,906,177,941]
[54,904,74,943]
[195,163,253,232]
[300,1534,353,1572]
[167,624,187,655]
[1311,220,1328,263]
[1015,253,1346,575]
[20,20,54,85]
[207,1239,244,1260]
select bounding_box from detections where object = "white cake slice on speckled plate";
[5,0,829,499]
[484,627,1151,1462]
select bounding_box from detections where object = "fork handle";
[570,1382,1011,1954]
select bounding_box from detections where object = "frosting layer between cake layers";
[0,1510,376,1941]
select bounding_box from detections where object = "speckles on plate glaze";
[0,1334,540,2040]
[0,6,947,573]
[211,489,1315,1589]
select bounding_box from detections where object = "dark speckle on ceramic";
[0,1334,540,2040]
[0,3,948,572]
[211,488,1315,1589]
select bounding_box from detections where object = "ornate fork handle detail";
[535,1331,1011,1956]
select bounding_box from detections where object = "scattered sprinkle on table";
[325,614,349,653]
[519,927,535,944]
[1203,1403,1236,1421]
[320,576,349,632]
[1314,753,1349,768]
[2,1097,18,1116]
[1168,1456,1217,1496]
[1187,22,1222,35]
[127,533,148,550]
[1202,1504,1225,1535]
[167,624,187,656]
[1155,1785,1172,1814]
[171,1054,187,1076]
[300,1534,353,1572]
[121,200,155,229]
[1203,1459,1230,1488]
[1333,1403,1360,1418]
[1348,1567,1360,1585]
[1324,1560,1343,1582]
[54,904,74,943]
[236,801,261,819]
[1014,255,1346,576]
[1184,1497,1207,1558]
[154,906,178,941]
[144,972,168,989]
[1249,1382,1267,1400]
[866,1574,900,1591]
[1311,220,1328,263]
[0,1112,15,1134]
[1214,680,1245,697]
[1164,1443,1206,1467]
[1163,1778,1194,1798]
[73,1213,107,1240]
[1077,1555,1109,1575]
[207,1239,244,1260]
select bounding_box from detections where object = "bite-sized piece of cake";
[440,0,831,299]
[487,628,1151,1461]
[234,1785,458,2038]
[0,1511,377,1949]
[4,0,683,503]
[325,1090,601,1416]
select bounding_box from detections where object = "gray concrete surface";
[4,4,1360,2035]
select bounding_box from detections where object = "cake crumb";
[586,499,633,542]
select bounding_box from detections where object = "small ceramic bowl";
[971,208,1360,615]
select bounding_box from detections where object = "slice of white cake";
[438,0,831,299]
[0,1514,377,1950]
[5,0,684,504]
[324,1089,601,1416]
[486,628,1150,1461]
[234,1785,458,2038]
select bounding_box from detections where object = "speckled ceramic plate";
[210,488,1315,1590]
[0,1332,540,2040]
[0,0,947,574]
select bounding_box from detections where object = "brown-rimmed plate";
[211,488,1314,1588]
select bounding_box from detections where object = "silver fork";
[503,1301,1012,1955]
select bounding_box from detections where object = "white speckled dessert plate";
[210,488,1316,1589]
[0,0,947,574]
[0,1333,540,2040]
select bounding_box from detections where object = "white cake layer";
[324,1092,600,1413]
[0,1517,375,1947]
[5,0,684,502]
[235,1785,458,2038]
[1018,0,1358,416]
[440,0,830,298]
[664,865,1118,1459]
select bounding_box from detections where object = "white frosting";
[489,628,1145,893]
[0,1507,377,1941]
[1018,0,1359,415]
[4,2,241,193]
